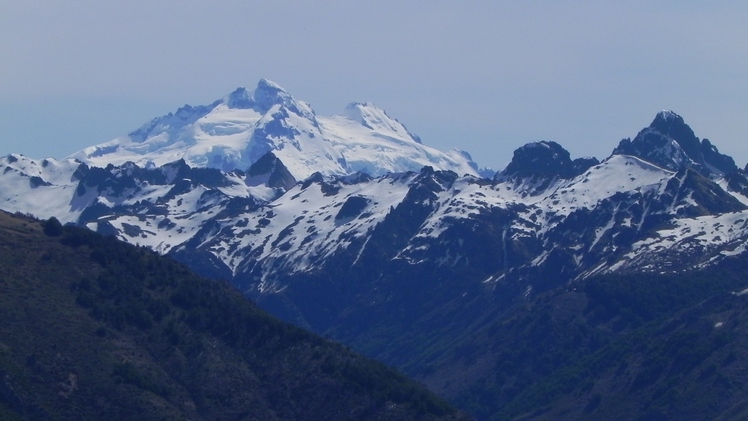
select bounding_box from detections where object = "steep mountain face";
[613,110,737,177]
[69,79,482,179]
[246,151,297,190]
[4,106,748,420]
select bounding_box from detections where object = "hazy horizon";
[2,2,747,170]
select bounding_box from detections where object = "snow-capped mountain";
[70,79,483,179]
[613,110,737,177]
[5,106,748,416]
[4,108,747,308]
[2,109,746,291]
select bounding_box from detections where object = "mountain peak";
[342,102,422,144]
[257,78,286,92]
[501,140,596,180]
[613,111,737,176]
[344,101,370,112]
[246,151,297,191]
[226,86,252,109]
[223,80,291,111]
[648,110,699,157]
[344,101,382,116]
[654,109,682,124]
[342,102,381,126]
[253,78,293,113]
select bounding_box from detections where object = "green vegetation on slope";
[415,262,748,421]
[0,212,466,420]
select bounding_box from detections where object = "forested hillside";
[0,211,467,421]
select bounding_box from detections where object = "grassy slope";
[0,211,468,421]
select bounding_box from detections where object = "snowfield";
[69,79,482,180]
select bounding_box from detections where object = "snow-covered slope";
[5,105,748,337]
[4,109,748,286]
[69,79,481,179]
[0,154,83,223]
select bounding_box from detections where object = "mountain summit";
[341,102,422,144]
[500,140,598,180]
[612,110,737,176]
[69,79,480,179]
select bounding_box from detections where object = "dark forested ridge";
[0,211,467,421]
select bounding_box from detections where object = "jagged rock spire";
[612,110,736,176]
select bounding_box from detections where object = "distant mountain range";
[4,80,748,420]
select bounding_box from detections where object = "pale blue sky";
[2,1,747,170]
